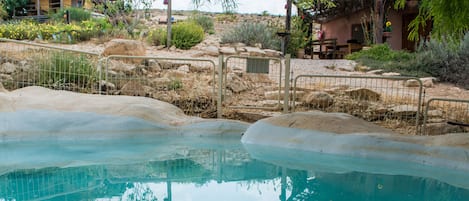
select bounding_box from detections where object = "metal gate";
[219,55,290,117]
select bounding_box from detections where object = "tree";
[1,0,28,17]
[395,0,469,42]
[192,0,238,13]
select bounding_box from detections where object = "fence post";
[283,54,291,113]
[217,55,224,118]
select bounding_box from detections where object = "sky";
[151,0,293,16]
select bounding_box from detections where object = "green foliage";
[394,0,469,43]
[171,22,204,49]
[0,1,8,19]
[346,44,423,76]
[0,19,109,43]
[287,16,309,56]
[296,0,336,9]
[346,44,413,61]
[412,34,469,89]
[221,22,280,50]
[215,13,237,22]
[189,14,214,33]
[38,52,96,88]
[192,0,238,13]
[2,0,28,17]
[347,35,469,89]
[147,28,167,46]
[50,7,91,23]
[168,79,183,90]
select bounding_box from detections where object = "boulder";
[245,47,265,57]
[420,77,436,88]
[102,39,146,63]
[388,105,419,117]
[98,80,116,92]
[366,69,383,75]
[177,65,190,73]
[204,46,220,56]
[302,92,334,108]
[219,47,237,55]
[120,81,146,96]
[404,79,421,87]
[424,123,464,135]
[264,49,281,57]
[226,73,251,93]
[0,62,17,74]
[345,88,381,101]
[382,72,401,76]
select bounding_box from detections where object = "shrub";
[147,28,167,46]
[221,22,280,50]
[0,19,107,43]
[50,7,91,23]
[189,15,214,34]
[38,52,96,89]
[171,22,204,50]
[345,44,422,75]
[413,34,469,89]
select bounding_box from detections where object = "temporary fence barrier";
[422,98,469,135]
[293,75,423,134]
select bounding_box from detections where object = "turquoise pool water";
[1,135,469,201]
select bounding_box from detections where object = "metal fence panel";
[422,98,469,135]
[223,55,284,111]
[293,75,423,134]
[103,55,218,117]
[0,38,101,93]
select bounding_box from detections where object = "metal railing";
[102,55,218,117]
[0,38,101,93]
[293,75,423,134]
[222,55,285,111]
[422,98,469,135]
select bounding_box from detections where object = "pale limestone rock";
[420,77,436,88]
[345,88,381,101]
[177,65,190,73]
[264,49,281,57]
[204,46,220,56]
[245,47,265,57]
[98,80,116,91]
[102,39,146,63]
[226,73,251,93]
[120,81,146,96]
[302,92,334,108]
[219,47,237,55]
[382,72,401,76]
[404,79,421,87]
[0,62,17,74]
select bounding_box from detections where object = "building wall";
[321,9,404,50]
[386,9,403,50]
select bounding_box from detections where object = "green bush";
[189,15,214,34]
[287,16,309,57]
[346,44,414,61]
[413,34,469,89]
[345,44,427,77]
[171,22,204,50]
[0,19,108,43]
[50,7,91,23]
[221,22,280,50]
[38,52,96,89]
[147,28,167,46]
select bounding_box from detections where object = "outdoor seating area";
[309,38,363,59]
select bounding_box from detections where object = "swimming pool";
[1,88,469,201]
[1,132,469,201]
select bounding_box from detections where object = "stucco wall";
[321,9,403,50]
